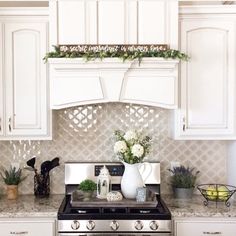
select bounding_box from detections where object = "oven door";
[59,233,171,236]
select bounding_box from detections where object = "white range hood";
[49,58,179,109]
[48,0,179,109]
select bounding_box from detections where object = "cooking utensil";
[27,157,36,170]
[40,160,52,175]
[24,167,35,172]
[26,156,38,175]
[50,157,60,171]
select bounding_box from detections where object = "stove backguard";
[64,162,161,195]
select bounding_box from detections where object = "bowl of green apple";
[197,184,236,207]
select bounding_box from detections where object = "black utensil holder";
[34,174,50,198]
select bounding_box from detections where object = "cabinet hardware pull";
[0,117,1,131]
[182,116,186,131]
[203,232,222,235]
[9,117,12,132]
[10,231,29,235]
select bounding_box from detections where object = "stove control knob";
[149,221,159,231]
[110,220,119,231]
[134,220,144,230]
[86,220,95,231]
[71,220,80,230]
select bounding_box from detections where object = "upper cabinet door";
[172,16,236,140]
[98,0,125,44]
[138,0,165,44]
[58,1,86,44]
[4,21,50,138]
[52,0,178,47]
[0,23,3,136]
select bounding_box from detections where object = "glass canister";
[34,174,50,198]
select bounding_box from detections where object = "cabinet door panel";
[58,1,85,44]
[176,221,236,236]
[98,0,125,44]
[121,76,176,108]
[138,0,166,44]
[0,23,3,136]
[86,0,98,44]
[186,28,227,128]
[53,0,177,46]
[0,221,54,236]
[51,76,104,108]
[177,19,236,138]
[4,22,48,137]
[13,30,39,128]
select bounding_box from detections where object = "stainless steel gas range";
[58,162,171,236]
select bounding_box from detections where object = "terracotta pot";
[6,185,18,200]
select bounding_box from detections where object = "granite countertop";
[1,194,236,218]
[0,194,64,218]
[164,194,236,218]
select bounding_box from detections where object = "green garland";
[44,45,188,63]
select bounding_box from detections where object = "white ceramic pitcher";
[120,161,152,199]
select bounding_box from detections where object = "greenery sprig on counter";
[44,45,189,63]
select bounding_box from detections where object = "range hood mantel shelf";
[49,58,179,110]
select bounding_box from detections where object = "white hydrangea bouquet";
[114,130,151,164]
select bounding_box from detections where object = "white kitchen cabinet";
[0,22,3,136]
[174,218,236,236]
[50,0,178,48]
[98,0,125,44]
[172,6,236,140]
[0,8,52,140]
[0,218,56,236]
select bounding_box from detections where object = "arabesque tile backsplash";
[0,103,227,195]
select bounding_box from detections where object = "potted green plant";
[0,167,26,200]
[168,165,200,199]
[78,179,97,200]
